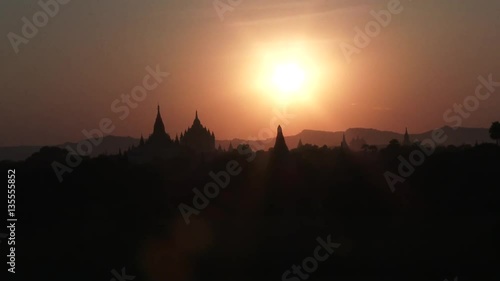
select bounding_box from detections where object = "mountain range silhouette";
[0,126,493,162]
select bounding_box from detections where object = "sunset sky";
[1,0,500,146]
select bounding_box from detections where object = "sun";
[251,43,328,105]
[272,62,306,94]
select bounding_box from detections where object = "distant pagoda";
[402,127,412,146]
[340,133,349,150]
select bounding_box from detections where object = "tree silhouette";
[388,139,401,149]
[3,136,500,281]
[369,145,378,153]
[490,121,500,145]
[362,144,370,154]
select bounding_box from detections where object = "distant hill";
[216,126,493,150]
[0,136,139,162]
[0,146,43,163]
[0,127,493,161]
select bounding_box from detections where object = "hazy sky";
[1,0,500,146]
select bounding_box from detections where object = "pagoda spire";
[341,133,349,150]
[153,104,166,135]
[192,110,201,127]
[403,127,411,146]
[297,138,304,148]
[273,125,289,154]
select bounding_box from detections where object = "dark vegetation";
[2,142,500,281]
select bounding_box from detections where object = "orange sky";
[1,0,500,146]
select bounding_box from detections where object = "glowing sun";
[252,43,325,105]
[271,62,306,94]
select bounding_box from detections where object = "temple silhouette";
[127,106,417,164]
[128,105,216,163]
[179,111,216,153]
[145,105,173,147]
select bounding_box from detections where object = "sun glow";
[252,43,326,105]
[272,62,306,94]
